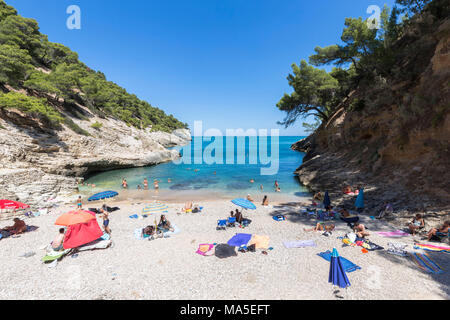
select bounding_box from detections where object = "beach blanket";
[317,250,361,273]
[409,252,444,274]
[248,235,270,249]
[227,233,252,247]
[283,240,317,248]
[414,243,450,253]
[377,230,409,237]
[77,239,112,251]
[134,225,180,240]
[196,244,215,256]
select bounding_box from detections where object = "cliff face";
[0,105,191,206]
[293,15,450,223]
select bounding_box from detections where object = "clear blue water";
[83,136,309,199]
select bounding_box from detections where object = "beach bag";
[347,232,357,243]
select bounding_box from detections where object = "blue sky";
[7,0,395,135]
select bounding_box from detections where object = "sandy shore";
[0,197,448,300]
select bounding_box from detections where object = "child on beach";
[408,214,425,235]
[76,196,82,209]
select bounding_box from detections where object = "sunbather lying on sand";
[426,221,449,241]
[339,208,351,218]
[1,218,27,235]
[181,201,193,212]
[353,223,369,238]
[246,194,254,202]
[313,192,323,201]
[304,223,335,232]
[408,214,425,235]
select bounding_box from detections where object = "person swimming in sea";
[143,178,148,190]
[250,179,255,183]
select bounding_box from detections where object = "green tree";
[0,44,32,86]
[277,60,338,127]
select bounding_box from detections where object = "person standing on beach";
[101,208,111,234]
[260,184,263,191]
[122,179,128,189]
[262,195,269,206]
[76,196,82,209]
[154,179,159,190]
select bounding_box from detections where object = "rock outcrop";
[292,14,450,227]
[0,106,191,207]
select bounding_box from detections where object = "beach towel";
[414,243,450,253]
[77,239,112,251]
[162,224,180,236]
[317,250,361,273]
[409,252,444,274]
[283,240,317,248]
[134,228,144,240]
[227,233,252,247]
[42,249,72,263]
[196,244,215,256]
[377,230,409,238]
[387,242,408,256]
[129,214,139,219]
[248,235,270,249]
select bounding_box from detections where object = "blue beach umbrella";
[88,191,118,202]
[329,248,351,289]
[231,198,256,210]
[354,188,364,209]
[323,191,331,208]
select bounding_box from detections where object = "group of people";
[142,215,174,239]
[407,214,449,240]
[123,178,172,191]
[230,209,251,227]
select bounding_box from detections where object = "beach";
[0,197,448,300]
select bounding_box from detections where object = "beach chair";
[227,217,236,227]
[433,230,450,243]
[216,219,227,230]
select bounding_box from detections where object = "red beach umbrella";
[0,200,30,210]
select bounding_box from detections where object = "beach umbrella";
[142,202,169,215]
[323,191,331,208]
[55,210,96,226]
[0,199,30,210]
[231,198,256,210]
[227,233,252,247]
[329,248,351,289]
[88,191,118,202]
[354,188,364,209]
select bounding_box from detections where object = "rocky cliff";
[0,104,191,207]
[292,13,449,225]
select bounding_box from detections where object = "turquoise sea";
[83,136,309,201]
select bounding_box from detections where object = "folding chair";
[227,217,236,227]
[216,219,227,230]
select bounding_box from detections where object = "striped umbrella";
[231,198,256,210]
[142,202,169,215]
[88,191,118,202]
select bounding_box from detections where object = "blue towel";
[227,233,252,247]
[317,250,361,273]
[129,214,138,219]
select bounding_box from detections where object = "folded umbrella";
[329,248,351,289]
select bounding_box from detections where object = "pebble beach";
[0,198,449,300]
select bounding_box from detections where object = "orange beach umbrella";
[55,210,96,226]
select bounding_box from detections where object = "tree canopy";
[0,0,187,133]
